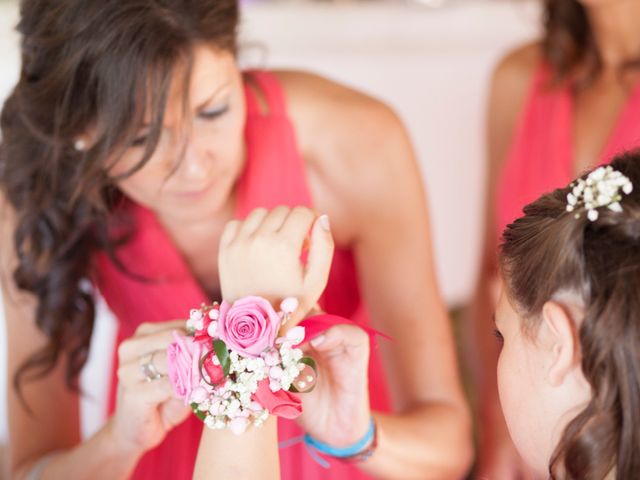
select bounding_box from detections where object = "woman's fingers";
[303,215,335,304]
[309,324,368,351]
[118,329,182,364]
[159,398,192,430]
[135,320,186,337]
[121,376,176,404]
[117,350,169,386]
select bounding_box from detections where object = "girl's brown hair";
[543,0,640,85]
[500,151,640,479]
[0,0,239,398]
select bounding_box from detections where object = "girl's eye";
[199,103,230,120]
[493,328,504,346]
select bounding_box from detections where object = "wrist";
[304,416,378,463]
[101,419,146,464]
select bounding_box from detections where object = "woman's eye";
[199,103,229,120]
[132,134,148,147]
[493,328,504,346]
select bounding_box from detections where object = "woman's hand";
[218,206,334,323]
[109,320,192,456]
[298,324,372,447]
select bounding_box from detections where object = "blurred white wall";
[0,0,541,449]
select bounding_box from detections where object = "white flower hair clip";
[566,166,633,221]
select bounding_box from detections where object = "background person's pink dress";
[497,63,640,235]
[95,71,391,480]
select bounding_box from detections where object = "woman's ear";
[540,301,580,387]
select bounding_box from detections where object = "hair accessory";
[167,297,317,435]
[566,166,633,221]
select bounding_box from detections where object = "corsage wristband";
[166,296,318,434]
[303,417,377,462]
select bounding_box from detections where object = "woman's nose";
[175,134,211,181]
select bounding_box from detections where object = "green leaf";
[213,339,231,377]
[190,402,207,421]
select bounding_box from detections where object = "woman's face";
[109,44,246,224]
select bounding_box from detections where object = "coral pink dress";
[497,63,640,234]
[94,71,391,480]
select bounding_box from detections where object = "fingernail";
[310,334,325,347]
[318,215,330,232]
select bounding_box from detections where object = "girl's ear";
[541,301,580,387]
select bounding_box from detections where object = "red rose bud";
[252,379,302,419]
[203,351,226,386]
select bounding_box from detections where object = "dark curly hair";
[543,0,640,86]
[500,151,640,479]
[0,0,239,400]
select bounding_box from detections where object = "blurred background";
[0,0,540,471]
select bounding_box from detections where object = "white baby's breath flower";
[608,202,623,213]
[204,415,216,429]
[566,166,633,221]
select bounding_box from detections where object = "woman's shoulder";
[492,42,543,91]
[270,70,417,241]
[487,42,544,178]
[272,70,403,160]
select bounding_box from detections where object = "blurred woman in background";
[472,0,640,476]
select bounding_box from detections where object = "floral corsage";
[167,296,317,435]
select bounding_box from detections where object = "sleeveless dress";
[94,71,391,480]
[496,63,640,235]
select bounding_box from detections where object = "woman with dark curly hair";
[471,0,640,477]
[0,0,471,479]
[496,151,640,479]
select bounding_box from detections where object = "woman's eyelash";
[493,329,504,345]
[129,104,230,147]
[132,133,149,146]
[199,104,229,119]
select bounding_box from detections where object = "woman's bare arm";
[469,43,540,477]
[281,71,473,479]
[1,199,141,479]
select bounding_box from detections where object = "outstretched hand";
[298,324,372,448]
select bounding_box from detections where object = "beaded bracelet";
[303,417,377,462]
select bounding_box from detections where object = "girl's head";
[498,152,640,479]
[0,0,240,394]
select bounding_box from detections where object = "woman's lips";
[176,179,215,199]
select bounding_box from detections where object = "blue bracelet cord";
[278,418,376,469]
[304,418,375,458]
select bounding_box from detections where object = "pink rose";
[217,297,282,358]
[167,332,204,405]
[252,379,302,419]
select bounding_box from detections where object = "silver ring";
[139,351,163,382]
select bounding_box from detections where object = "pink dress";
[94,71,391,480]
[496,63,640,234]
